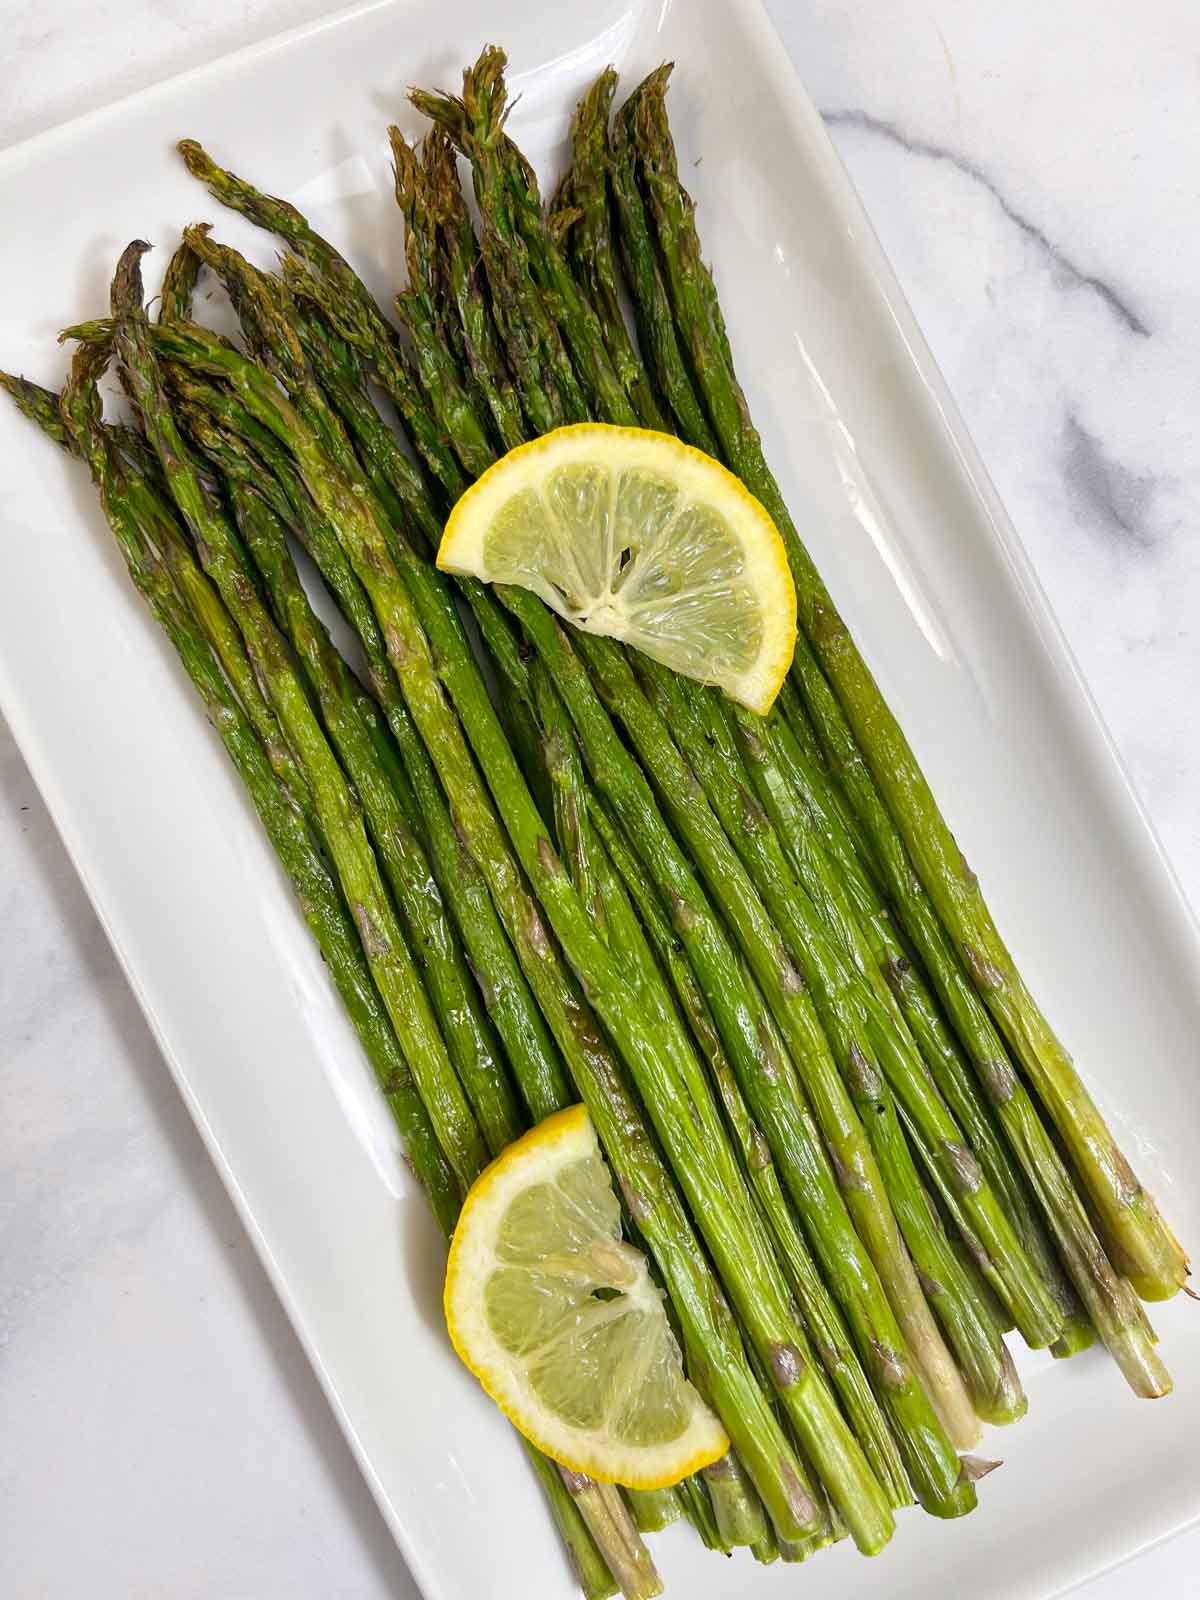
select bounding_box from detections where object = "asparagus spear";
[106,241,492,1197]
[413,50,634,432]
[552,1472,662,1600]
[134,277,832,1550]
[391,91,973,1502]
[587,796,912,1506]
[157,235,204,324]
[1,368,80,450]
[523,1454,620,1599]
[626,66,1186,1304]
[623,1488,682,1536]
[420,125,528,453]
[552,71,665,431]
[18,340,632,1600]
[530,665,891,1551]
[633,662,1031,1421]
[784,643,1171,1391]
[674,1476,727,1555]
[180,405,526,1157]
[735,698,1093,1345]
[388,126,502,470]
[400,131,489,434]
[176,138,467,500]
[701,1452,769,1550]
[23,345,461,1241]
[161,359,573,1130]
[409,60,591,430]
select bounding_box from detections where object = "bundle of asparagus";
[3,44,1186,1599]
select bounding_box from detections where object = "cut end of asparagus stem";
[558,1471,663,1600]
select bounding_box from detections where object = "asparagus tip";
[111,240,153,321]
[388,123,420,212]
[573,65,619,138]
[176,137,213,179]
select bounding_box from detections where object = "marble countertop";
[2,1,1197,1594]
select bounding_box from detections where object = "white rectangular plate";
[1,1,1196,1596]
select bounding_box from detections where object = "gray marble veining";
[823,107,1151,337]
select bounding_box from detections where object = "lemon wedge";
[444,1104,729,1487]
[437,424,796,715]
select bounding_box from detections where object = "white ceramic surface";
[2,2,1198,1597]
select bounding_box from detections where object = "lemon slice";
[438,424,797,714]
[444,1104,728,1487]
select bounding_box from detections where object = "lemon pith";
[444,1104,729,1487]
[437,424,796,716]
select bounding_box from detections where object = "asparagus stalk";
[531,667,894,1551]
[157,235,204,324]
[701,1452,769,1550]
[0,369,80,450]
[106,242,492,1196]
[413,50,635,433]
[25,345,631,1600]
[626,66,1186,1304]
[162,359,573,1129]
[388,126,502,469]
[674,1476,727,1555]
[501,586,972,1510]
[587,796,912,1506]
[554,1471,662,1600]
[28,345,461,1241]
[783,645,1170,1391]
[136,281,832,1550]
[176,138,467,500]
[180,406,526,1157]
[402,68,969,1496]
[552,71,665,431]
[404,130,494,443]
[623,1488,682,1536]
[523,1453,619,1600]
[420,126,530,454]
[645,667,1030,1415]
